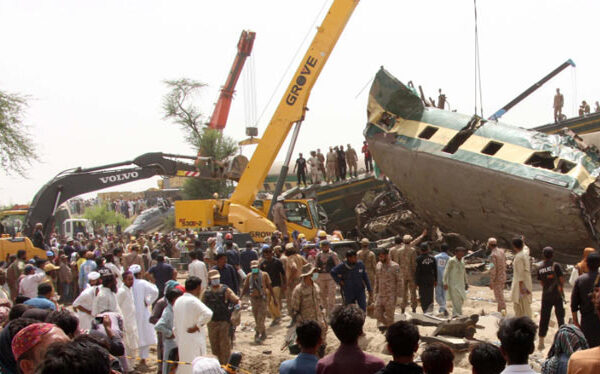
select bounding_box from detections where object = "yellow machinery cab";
[0,235,48,260]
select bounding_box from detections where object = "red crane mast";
[208,30,256,130]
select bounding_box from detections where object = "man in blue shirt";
[148,255,175,299]
[24,283,56,310]
[434,243,450,317]
[213,253,239,295]
[279,320,322,374]
[240,241,258,275]
[330,249,372,311]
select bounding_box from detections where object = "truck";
[174,0,360,242]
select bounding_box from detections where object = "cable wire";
[255,0,331,126]
[474,0,484,118]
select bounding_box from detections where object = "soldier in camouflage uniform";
[314,240,340,318]
[391,229,427,313]
[290,263,327,345]
[282,242,307,317]
[357,238,377,297]
[374,248,401,330]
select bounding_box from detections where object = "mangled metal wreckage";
[364,68,600,262]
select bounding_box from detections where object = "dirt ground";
[138,278,569,374]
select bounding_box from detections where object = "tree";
[162,79,239,199]
[0,90,38,176]
[83,204,130,230]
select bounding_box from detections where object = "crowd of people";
[293,141,374,186]
[0,223,599,374]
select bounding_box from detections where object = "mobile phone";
[94,316,104,324]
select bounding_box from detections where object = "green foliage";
[83,204,130,230]
[0,90,38,176]
[162,78,207,146]
[162,79,239,199]
[162,212,175,232]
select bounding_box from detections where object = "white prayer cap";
[129,264,142,274]
[88,271,101,281]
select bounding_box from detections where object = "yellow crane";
[175,0,360,242]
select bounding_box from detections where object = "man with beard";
[72,271,101,331]
[92,270,120,315]
[129,264,159,367]
[117,271,139,372]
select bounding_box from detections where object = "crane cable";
[474,0,484,118]
[255,0,331,126]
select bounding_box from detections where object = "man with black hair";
[317,304,384,374]
[536,246,565,350]
[188,250,208,293]
[260,247,286,324]
[240,241,259,275]
[376,321,422,374]
[174,276,213,374]
[497,316,537,374]
[92,272,119,315]
[46,309,79,338]
[23,283,56,310]
[468,342,506,374]
[330,249,373,312]
[511,237,532,318]
[443,247,468,317]
[415,243,437,313]
[435,243,450,317]
[279,321,323,374]
[421,343,453,374]
[571,250,600,347]
[148,254,174,299]
[155,288,184,374]
[213,253,239,295]
[35,338,112,374]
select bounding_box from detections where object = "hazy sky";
[1,0,599,205]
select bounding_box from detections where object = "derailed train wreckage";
[364,68,600,262]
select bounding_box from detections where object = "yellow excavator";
[175,0,360,242]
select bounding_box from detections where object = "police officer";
[415,242,437,313]
[330,249,373,311]
[314,240,340,318]
[536,246,565,350]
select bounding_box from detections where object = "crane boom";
[488,59,576,121]
[230,0,359,207]
[208,30,256,130]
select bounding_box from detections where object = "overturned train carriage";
[364,68,600,262]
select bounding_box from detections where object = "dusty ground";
[137,278,569,374]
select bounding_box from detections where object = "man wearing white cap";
[117,270,139,371]
[72,270,101,331]
[130,264,159,367]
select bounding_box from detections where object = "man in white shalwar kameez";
[92,273,120,316]
[130,264,159,366]
[117,270,139,371]
[72,271,100,331]
[173,276,213,374]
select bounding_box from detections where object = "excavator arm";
[229,0,359,208]
[24,153,198,238]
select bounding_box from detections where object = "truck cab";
[62,219,94,239]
